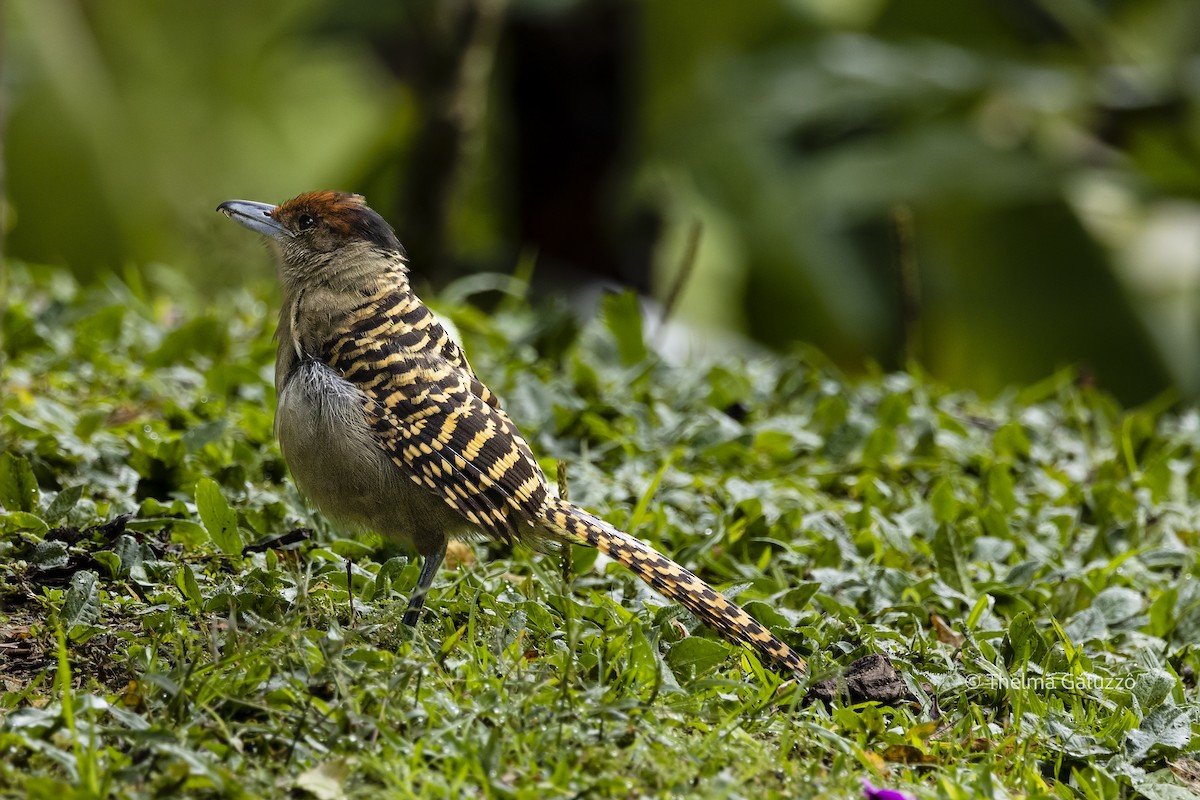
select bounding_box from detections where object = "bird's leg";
[402,540,447,626]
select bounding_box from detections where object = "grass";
[3,263,1200,798]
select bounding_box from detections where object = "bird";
[217,190,807,677]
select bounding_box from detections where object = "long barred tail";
[543,496,807,676]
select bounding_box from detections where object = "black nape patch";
[351,207,407,257]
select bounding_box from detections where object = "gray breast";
[275,360,468,555]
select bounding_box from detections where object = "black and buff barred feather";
[218,190,807,677]
[543,497,807,674]
[326,286,548,543]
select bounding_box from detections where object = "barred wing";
[324,294,548,540]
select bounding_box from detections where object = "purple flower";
[863,779,915,800]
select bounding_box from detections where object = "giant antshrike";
[218,191,806,676]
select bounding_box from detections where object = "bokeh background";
[5,0,1200,404]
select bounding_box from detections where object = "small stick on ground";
[557,460,572,583]
[347,558,354,624]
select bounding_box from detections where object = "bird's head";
[218,191,406,288]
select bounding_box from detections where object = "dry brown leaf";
[930,613,965,647]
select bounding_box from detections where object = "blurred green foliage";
[6,0,1200,402]
[5,1,402,282]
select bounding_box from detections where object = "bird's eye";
[297,214,317,231]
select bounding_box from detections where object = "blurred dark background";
[5,0,1200,404]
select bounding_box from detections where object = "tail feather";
[543,496,806,676]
